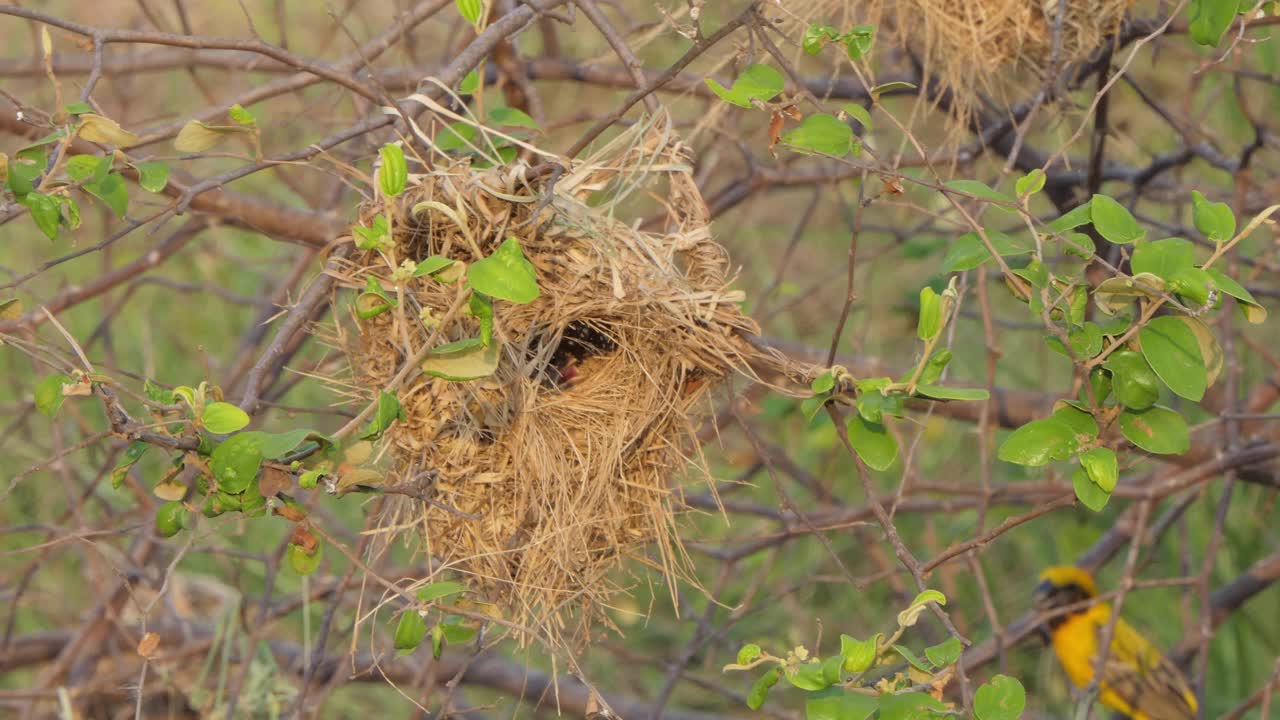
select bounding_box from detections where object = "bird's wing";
[1098,618,1197,720]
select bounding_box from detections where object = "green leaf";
[1188,0,1237,46]
[394,610,428,655]
[110,441,148,490]
[917,349,952,386]
[413,255,455,278]
[800,394,829,421]
[1046,201,1093,233]
[1046,323,1103,360]
[439,618,477,645]
[85,173,128,217]
[917,286,941,340]
[1204,268,1267,323]
[845,25,875,60]
[737,643,762,665]
[782,113,855,157]
[35,373,72,416]
[802,24,841,54]
[840,633,881,673]
[915,384,989,401]
[154,501,186,538]
[1094,274,1165,316]
[805,688,877,720]
[974,675,1026,720]
[436,122,477,152]
[421,338,501,381]
[810,370,836,395]
[892,644,932,672]
[868,80,917,100]
[210,432,264,494]
[946,179,1014,205]
[878,691,947,720]
[1119,406,1190,455]
[1140,316,1206,401]
[361,391,403,440]
[459,70,480,94]
[747,667,781,710]
[842,103,873,130]
[1015,169,1046,197]
[417,581,468,603]
[202,402,250,434]
[1131,237,1195,280]
[1051,404,1099,440]
[1061,232,1096,259]
[64,101,93,115]
[1168,267,1214,307]
[379,143,408,198]
[1191,190,1235,242]
[134,161,169,192]
[469,292,494,345]
[1104,351,1161,410]
[998,418,1078,466]
[924,636,963,667]
[1072,466,1111,512]
[258,428,333,459]
[941,231,1031,272]
[288,542,322,575]
[456,0,483,27]
[65,154,104,182]
[467,237,540,303]
[847,415,897,471]
[488,106,538,129]
[19,192,60,240]
[228,103,257,126]
[786,662,831,691]
[1079,447,1119,492]
[898,589,946,627]
[1090,194,1145,245]
[7,155,43,195]
[353,214,390,250]
[705,64,784,109]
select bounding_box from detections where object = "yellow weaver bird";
[1033,566,1198,720]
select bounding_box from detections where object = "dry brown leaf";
[136,631,159,659]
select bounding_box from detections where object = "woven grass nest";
[333,118,773,645]
[794,0,1135,125]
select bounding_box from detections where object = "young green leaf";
[469,292,494,346]
[915,385,989,401]
[781,113,855,157]
[805,689,877,720]
[1139,316,1206,401]
[736,643,762,665]
[488,107,538,129]
[202,401,250,434]
[379,143,408,198]
[421,338,501,381]
[1072,466,1111,512]
[467,237,540,303]
[228,103,257,126]
[287,542,322,574]
[802,25,841,54]
[1187,0,1237,47]
[1015,168,1046,198]
[110,441,149,490]
[917,286,942,340]
[847,415,898,471]
[1079,447,1119,492]
[840,633,881,673]
[35,373,73,416]
[897,589,946,627]
[210,432,265,494]
[974,674,1026,720]
[134,162,169,192]
[924,636,963,667]
[155,501,187,538]
[1119,406,1190,455]
[456,0,483,27]
[394,610,428,655]
[1090,194,1145,245]
[946,179,1014,205]
[417,581,468,603]
[18,192,60,240]
[844,25,875,60]
[361,391,404,440]
[784,662,830,691]
[997,418,1078,466]
[1104,351,1160,410]
[1204,268,1267,323]
[1130,237,1195,281]
[459,70,480,94]
[1191,190,1235,242]
[747,667,781,710]
[704,64,784,109]
[841,103,873,130]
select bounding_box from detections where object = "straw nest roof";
[784,0,1134,126]
[330,116,782,645]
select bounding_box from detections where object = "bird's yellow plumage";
[1034,566,1198,720]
